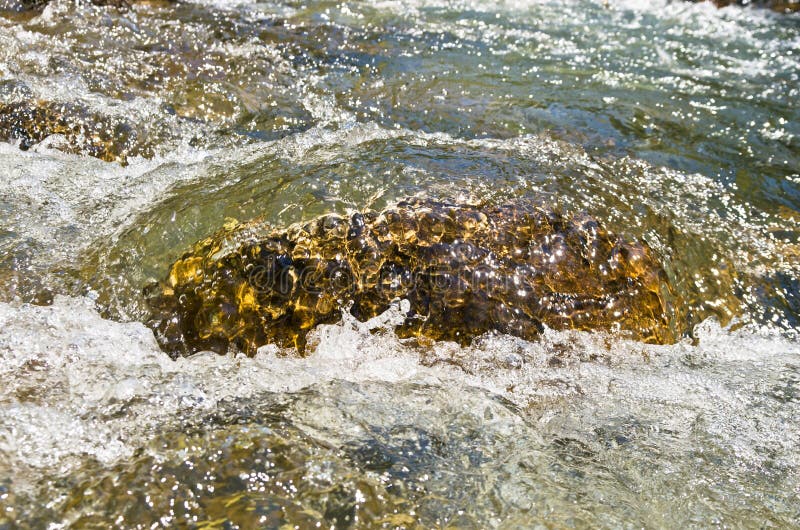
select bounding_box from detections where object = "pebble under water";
[0,0,799,528]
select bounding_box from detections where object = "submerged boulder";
[0,100,153,164]
[147,199,682,357]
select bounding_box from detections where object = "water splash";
[1,296,799,526]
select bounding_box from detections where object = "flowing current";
[0,0,799,527]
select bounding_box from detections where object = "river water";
[0,0,799,527]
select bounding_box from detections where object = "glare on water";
[0,0,799,527]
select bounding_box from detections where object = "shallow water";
[2,297,799,527]
[0,0,799,527]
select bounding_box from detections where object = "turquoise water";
[0,0,799,527]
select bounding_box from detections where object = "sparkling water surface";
[0,0,799,527]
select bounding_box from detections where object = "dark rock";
[147,199,681,356]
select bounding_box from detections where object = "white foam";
[0,295,798,499]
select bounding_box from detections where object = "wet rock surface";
[148,199,679,356]
[0,100,155,164]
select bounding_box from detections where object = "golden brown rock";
[147,199,681,357]
[0,100,153,164]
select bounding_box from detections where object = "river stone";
[147,199,681,356]
[0,100,152,164]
